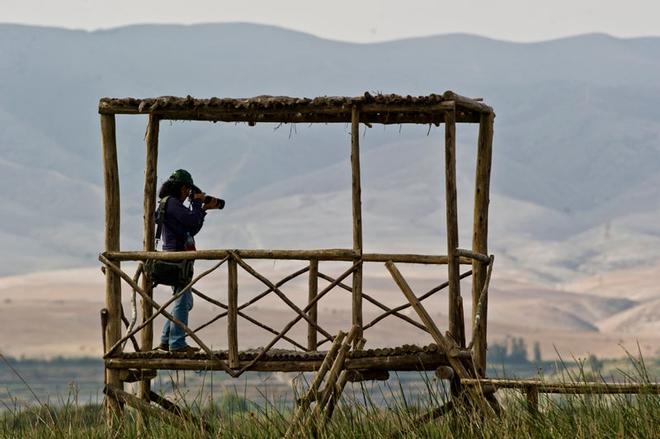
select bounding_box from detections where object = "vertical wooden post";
[139,115,159,400]
[350,106,363,347]
[525,385,539,414]
[471,112,494,376]
[307,259,319,351]
[101,113,123,420]
[444,108,465,347]
[227,257,239,368]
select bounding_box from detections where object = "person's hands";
[192,191,206,201]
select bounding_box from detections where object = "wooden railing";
[99,247,490,378]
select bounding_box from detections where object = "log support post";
[444,108,465,347]
[307,259,319,351]
[101,113,123,421]
[228,257,239,368]
[140,114,159,400]
[471,112,494,376]
[525,385,539,414]
[351,106,363,347]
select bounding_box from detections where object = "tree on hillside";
[533,341,542,364]
[509,337,528,364]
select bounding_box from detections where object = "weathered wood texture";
[455,248,490,264]
[189,286,308,351]
[302,333,346,405]
[471,112,494,376]
[317,271,432,333]
[326,338,367,421]
[104,386,183,429]
[230,252,333,342]
[227,258,239,368]
[104,249,478,264]
[102,257,228,358]
[100,114,123,418]
[526,386,539,413]
[367,269,472,330]
[470,255,494,352]
[444,109,465,347]
[461,379,660,395]
[192,266,310,333]
[307,259,319,351]
[305,326,359,430]
[229,263,360,375]
[98,92,492,124]
[99,255,236,377]
[106,351,451,372]
[285,332,347,439]
[148,391,212,432]
[351,106,363,346]
[98,90,499,426]
[385,261,472,380]
[107,249,357,261]
[140,114,158,400]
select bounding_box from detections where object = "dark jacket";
[158,197,206,251]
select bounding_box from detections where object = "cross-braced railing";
[98,92,496,420]
[98,247,491,378]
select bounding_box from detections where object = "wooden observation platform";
[98,91,496,419]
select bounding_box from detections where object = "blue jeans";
[160,285,194,349]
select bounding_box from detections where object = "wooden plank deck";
[106,344,455,373]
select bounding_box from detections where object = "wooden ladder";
[285,325,363,438]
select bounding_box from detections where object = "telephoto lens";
[204,195,225,209]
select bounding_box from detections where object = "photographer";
[155,169,222,353]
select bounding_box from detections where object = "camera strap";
[154,196,170,248]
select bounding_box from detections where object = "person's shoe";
[155,343,169,351]
[170,345,201,354]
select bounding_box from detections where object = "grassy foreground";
[2,382,659,438]
[2,352,658,438]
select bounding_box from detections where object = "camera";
[191,185,225,210]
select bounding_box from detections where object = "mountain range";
[0,23,658,353]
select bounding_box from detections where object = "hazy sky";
[1,0,659,42]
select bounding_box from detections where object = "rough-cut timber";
[444,108,465,347]
[285,332,347,439]
[140,114,158,401]
[227,258,239,368]
[386,261,472,380]
[103,249,476,264]
[351,106,363,347]
[107,344,454,372]
[471,112,494,376]
[307,259,319,351]
[98,90,500,426]
[100,114,122,420]
[461,379,660,395]
[98,91,492,124]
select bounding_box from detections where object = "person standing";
[155,169,220,353]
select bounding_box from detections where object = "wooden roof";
[98,91,493,124]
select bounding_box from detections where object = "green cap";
[169,169,194,186]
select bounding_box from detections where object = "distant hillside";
[0,24,659,289]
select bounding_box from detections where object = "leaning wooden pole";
[471,112,494,376]
[444,108,465,347]
[101,114,123,420]
[351,106,363,347]
[385,261,471,380]
[140,114,159,401]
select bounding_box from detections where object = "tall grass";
[1,356,658,438]
[2,387,658,438]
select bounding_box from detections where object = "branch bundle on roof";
[98,91,493,124]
